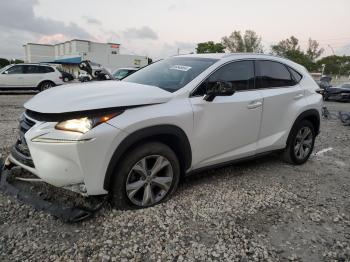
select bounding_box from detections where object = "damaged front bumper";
[0,157,108,223]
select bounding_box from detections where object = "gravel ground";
[0,94,350,261]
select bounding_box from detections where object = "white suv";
[5,54,322,209]
[0,64,64,91]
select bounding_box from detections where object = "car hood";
[24,81,172,114]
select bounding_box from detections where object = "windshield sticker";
[170,65,192,71]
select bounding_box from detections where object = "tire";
[110,142,180,210]
[282,120,315,165]
[63,77,69,82]
[323,95,329,101]
[38,81,55,92]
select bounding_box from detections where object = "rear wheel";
[38,81,55,92]
[111,142,180,210]
[282,120,315,165]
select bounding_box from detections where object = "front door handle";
[294,93,304,100]
[247,101,262,109]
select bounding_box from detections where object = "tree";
[0,58,10,69]
[221,30,263,53]
[306,38,324,61]
[316,55,350,75]
[271,36,318,71]
[271,36,300,56]
[13,59,24,64]
[196,41,225,53]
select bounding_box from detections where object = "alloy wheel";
[125,155,173,207]
[294,126,313,160]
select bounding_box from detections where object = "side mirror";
[203,81,235,102]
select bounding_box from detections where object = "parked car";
[317,80,332,89]
[322,83,350,101]
[112,67,138,80]
[58,69,74,82]
[4,54,322,210]
[0,64,63,91]
[78,72,92,82]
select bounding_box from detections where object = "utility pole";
[321,64,326,76]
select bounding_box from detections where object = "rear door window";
[24,65,39,74]
[36,66,54,73]
[255,60,296,88]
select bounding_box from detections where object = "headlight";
[55,112,121,133]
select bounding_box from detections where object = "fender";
[287,109,320,145]
[103,125,192,191]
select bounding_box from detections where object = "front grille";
[12,114,36,167]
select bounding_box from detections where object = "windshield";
[123,57,218,92]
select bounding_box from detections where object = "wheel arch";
[37,80,55,89]
[103,125,192,191]
[287,109,320,146]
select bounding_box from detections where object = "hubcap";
[126,155,173,207]
[294,126,313,160]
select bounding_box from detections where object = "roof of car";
[175,53,286,60]
[174,53,306,72]
[8,63,56,67]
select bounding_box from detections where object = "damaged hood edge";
[24,81,173,114]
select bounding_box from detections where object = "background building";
[23,39,148,77]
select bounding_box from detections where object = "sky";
[1,0,350,60]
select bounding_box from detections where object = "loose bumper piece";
[0,157,108,223]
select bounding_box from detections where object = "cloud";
[0,0,91,39]
[0,26,37,59]
[337,43,350,56]
[38,34,69,44]
[168,4,177,11]
[157,42,196,58]
[83,16,102,25]
[123,26,158,40]
[167,0,187,11]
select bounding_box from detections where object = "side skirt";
[185,149,283,176]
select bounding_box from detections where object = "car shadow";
[0,90,38,95]
[181,153,281,187]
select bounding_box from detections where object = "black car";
[323,83,350,102]
[317,80,332,89]
[58,69,74,82]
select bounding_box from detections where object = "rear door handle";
[247,101,262,109]
[294,94,304,100]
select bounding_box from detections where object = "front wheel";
[111,142,180,210]
[282,120,316,165]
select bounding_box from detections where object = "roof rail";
[222,52,299,64]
